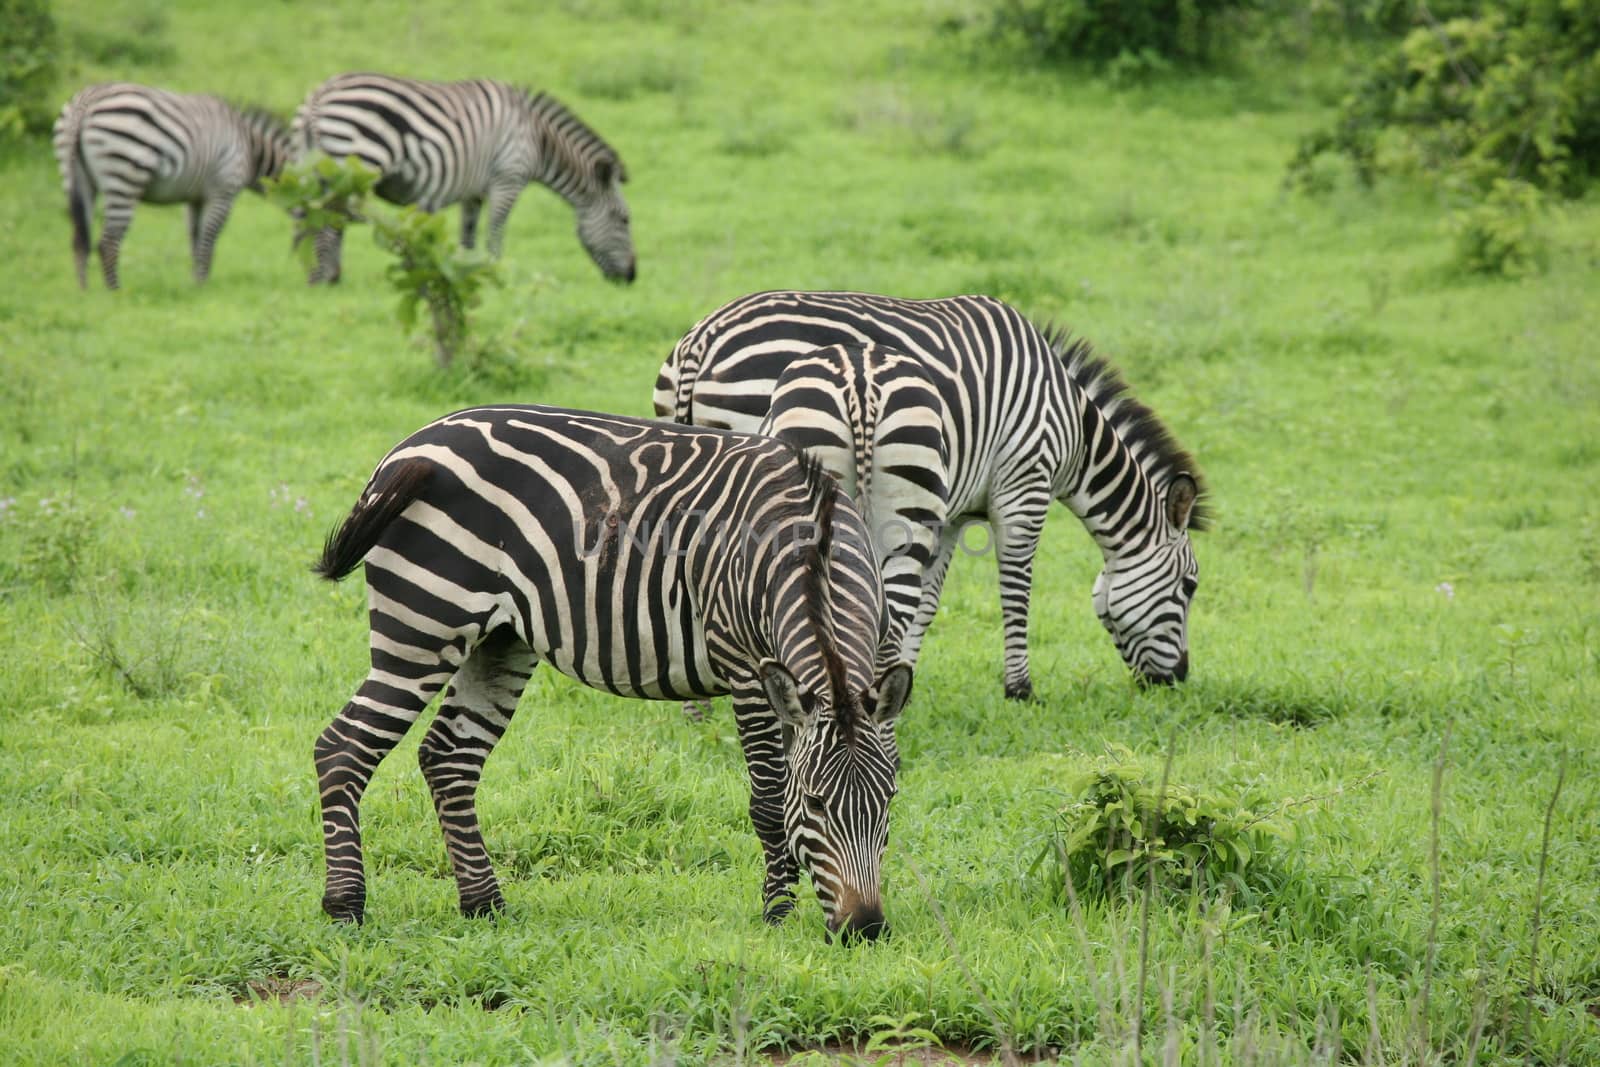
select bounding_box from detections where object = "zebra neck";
[523,102,596,207]
[1058,398,1162,561]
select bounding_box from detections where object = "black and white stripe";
[292,73,635,284]
[52,83,292,289]
[312,405,910,940]
[655,291,1210,696]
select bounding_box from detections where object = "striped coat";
[52,83,292,289]
[313,405,909,939]
[292,73,635,283]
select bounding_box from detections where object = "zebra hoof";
[322,894,365,925]
[761,898,796,926]
[460,892,506,919]
[1004,681,1035,702]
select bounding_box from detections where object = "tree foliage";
[986,0,1255,69]
[0,0,60,144]
[1289,1,1600,197]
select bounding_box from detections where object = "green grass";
[3,0,1598,1062]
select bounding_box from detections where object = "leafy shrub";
[373,208,502,368]
[1034,746,1293,900]
[1288,1,1600,197]
[0,493,94,595]
[267,156,501,367]
[264,155,378,274]
[0,0,60,143]
[987,0,1254,68]
[1449,176,1547,275]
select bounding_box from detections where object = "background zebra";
[656,291,1210,697]
[292,73,636,285]
[313,405,910,940]
[51,83,292,290]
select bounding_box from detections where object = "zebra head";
[1091,474,1200,686]
[574,156,636,284]
[760,658,912,943]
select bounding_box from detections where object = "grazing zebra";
[655,291,1210,697]
[52,83,293,289]
[292,73,636,284]
[312,405,910,940]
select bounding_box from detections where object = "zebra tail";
[54,102,93,288]
[313,459,434,581]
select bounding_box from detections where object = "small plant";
[987,0,1253,69]
[1035,745,1292,901]
[1449,178,1548,277]
[267,157,501,367]
[264,155,379,275]
[372,207,502,367]
[2,494,95,594]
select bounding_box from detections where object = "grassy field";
[2,0,1598,1062]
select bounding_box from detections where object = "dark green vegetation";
[2,0,1597,1062]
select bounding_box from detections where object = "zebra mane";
[794,450,856,732]
[522,89,628,183]
[1045,325,1212,532]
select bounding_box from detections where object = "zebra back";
[757,343,949,668]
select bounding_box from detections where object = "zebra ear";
[594,158,616,186]
[869,664,913,726]
[1166,475,1197,532]
[759,659,809,728]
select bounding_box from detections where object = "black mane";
[1044,325,1212,532]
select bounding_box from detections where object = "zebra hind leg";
[96,193,136,290]
[416,628,536,918]
[314,640,455,923]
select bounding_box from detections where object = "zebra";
[312,404,911,940]
[51,83,293,290]
[675,342,948,731]
[291,73,636,285]
[655,291,1210,698]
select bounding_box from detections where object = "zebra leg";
[188,192,238,284]
[314,632,456,923]
[682,698,713,722]
[310,226,344,285]
[898,523,959,670]
[417,628,535,918]
[990,479,1052,701]
[96,193,137,291]
[459,197,483,250]
[484,181,524,259]
[730,676,798,923]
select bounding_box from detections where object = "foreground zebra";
[52,83,293,289]
[292,73,636,284]
[313,405,910,939]
[656,291,1209,697]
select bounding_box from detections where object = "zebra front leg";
[416,629,535,918]
[730,680,798,923]
[990,479,1051,701]
[96,194,136,291]
[459,197,484,250]
[315,668,441,923]
[188,192,238,284]
[310,226,344,284]
[484,180,524,259]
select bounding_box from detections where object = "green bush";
[0,0,60,143]
[267,156,501,368]
[1288,1,1600,197]
[373,208,502,368]
[1449,176,1548,275]
[1033,746,1293,900]
[987,0,1255,68]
